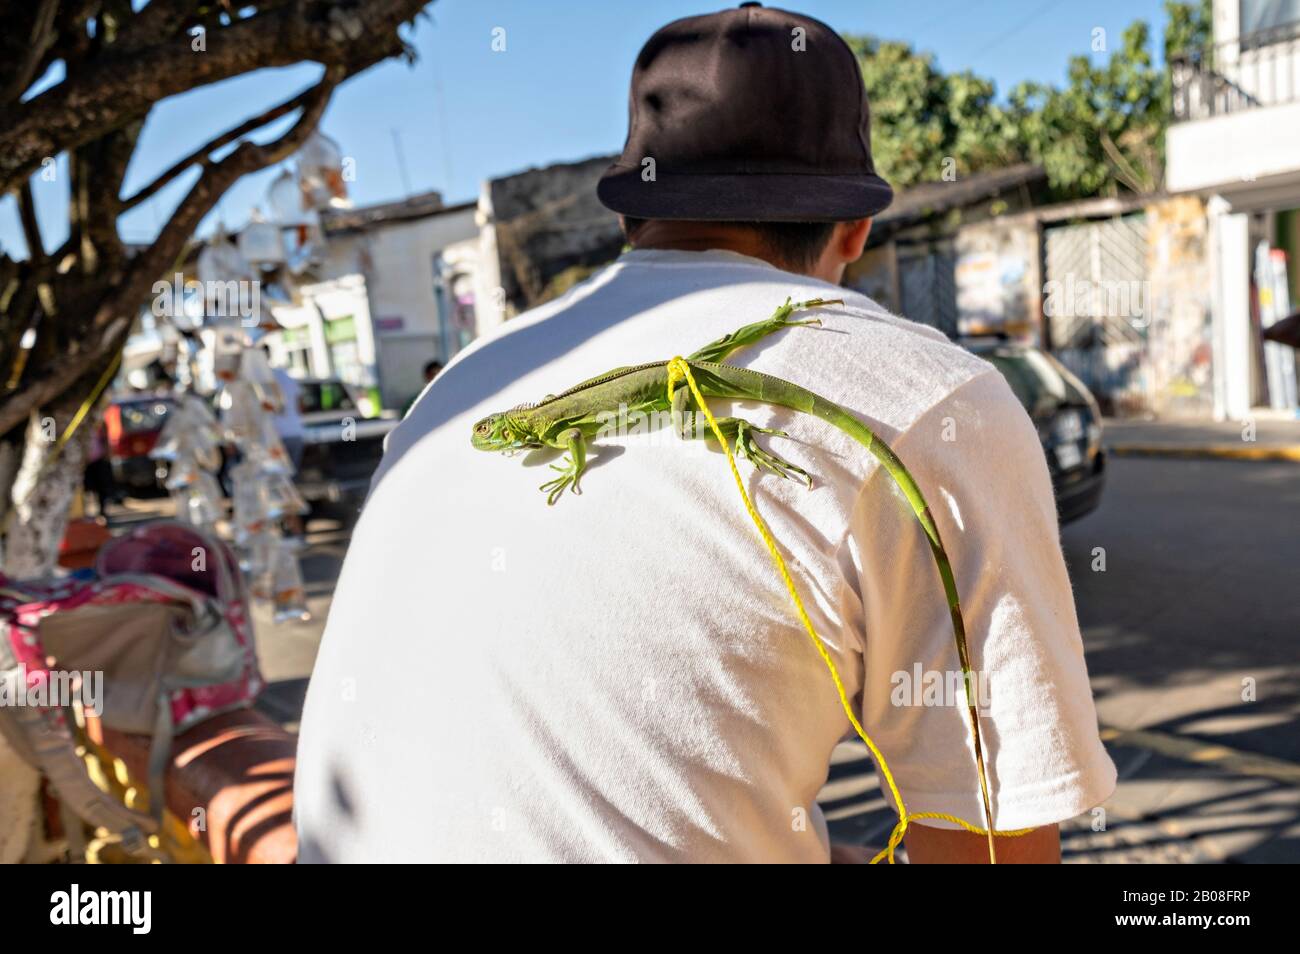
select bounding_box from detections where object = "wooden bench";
[89,708,297,863]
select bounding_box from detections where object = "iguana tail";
[685,359,999,861]
[810,399,998,863]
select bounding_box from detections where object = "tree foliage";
[849,0,1213,198]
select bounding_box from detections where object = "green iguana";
[469,297,1000,859]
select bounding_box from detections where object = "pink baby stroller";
[0,521,262,859]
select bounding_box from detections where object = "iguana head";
[471,412,534,452]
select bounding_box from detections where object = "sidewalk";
[1104,413,1300,462]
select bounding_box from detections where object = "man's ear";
[834,218,872,263]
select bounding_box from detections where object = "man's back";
[294,249,1114,862]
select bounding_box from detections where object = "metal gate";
[898,243,958,337]
[1044,214,1149,407]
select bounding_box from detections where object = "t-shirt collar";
[616,247,782,271]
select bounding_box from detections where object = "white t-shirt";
[294,248,1116,863]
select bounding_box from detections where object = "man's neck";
[628,220,789,271]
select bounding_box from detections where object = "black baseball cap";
[597,3,893,222]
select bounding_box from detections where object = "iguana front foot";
[538,427,587,505]
[539,458,583,505]
[731,420,813,488]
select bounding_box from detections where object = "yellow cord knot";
[665,356,689,405]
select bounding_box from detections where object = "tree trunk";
[0,437,18,567]
[2,412,88,579]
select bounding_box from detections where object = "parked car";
[292,378,398,507]
[962,337,1105,524]
[102,394,174,494]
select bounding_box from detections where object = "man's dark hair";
[423,359,443,378]
[621,218,836,272]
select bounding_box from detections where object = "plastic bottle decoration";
[152,394,224,469]
[196,229,253,293]
[239,530,275,592]
[248,532,278,601]
[162,455,198,492]
[237,210,287,266]
[269,537,310,624]
[220,380,264,446]
[239,346,285,413]
[229,459,270,545]
[296,131,350,211]
[176,472,225,531]
[149,233,313,625]
[263,471,309,522]
[179,395,225,472]
[210,322,311,622]
[268,158,326,273]
[211,323,246,383]
[267,169,307,226]
[254,415,292,474]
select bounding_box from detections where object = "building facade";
[266,193,481,412]
[1166,0,1300,419]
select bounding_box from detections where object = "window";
[1241,0,1300,42]
[281,325,313,377]
[324,315,363,386]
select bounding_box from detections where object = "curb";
[1107,443,1300,462]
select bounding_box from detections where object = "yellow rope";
[666,357,1032,863]
[55,349,122,457]
[73,714,212,864]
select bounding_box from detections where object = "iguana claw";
[539,456,583,505]
[734,421,813,488]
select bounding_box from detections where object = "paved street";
[238,455,1300,862]
[824,454,1300,862]
[247,515,352,730]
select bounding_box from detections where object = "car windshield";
[979,348,1079,418]
[118,400,171,433]
[299,381,357,414]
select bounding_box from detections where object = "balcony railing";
[1171,27,1300,122]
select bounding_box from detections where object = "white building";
[266,192,481,412]
[1166,0,1300,419]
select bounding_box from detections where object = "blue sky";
[1,0,1170,256]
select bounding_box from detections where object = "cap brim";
[597,165,893,222]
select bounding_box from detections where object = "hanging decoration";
[151,319,310,625]
[144,124,354,626]
[296,131,350,211]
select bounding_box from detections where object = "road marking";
[1100,725,1300,784]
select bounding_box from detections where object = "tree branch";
[120,83,319,214]
[112,67,341,323]
[115,0,206,54]
[17,180,45,263]
[81,120,143,270]
[28,2,111,92]
[0,68,342,438]
[0,0,425,196]
[0,0,60,104]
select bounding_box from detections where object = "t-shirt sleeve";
[848,369,1116,832]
